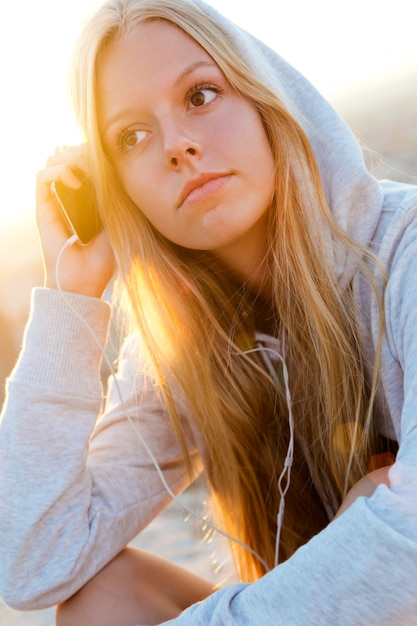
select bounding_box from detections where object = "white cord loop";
[243,337,295,566]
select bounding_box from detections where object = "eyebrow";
[175,60,217,85]
[101,60,218,135]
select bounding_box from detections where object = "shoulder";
[381,180,417,211]
[372,181,417,270]
[380,180,417,234]
[378,182,417,366]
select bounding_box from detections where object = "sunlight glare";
[0,0,415,231]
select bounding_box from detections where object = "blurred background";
[0,0,416,623]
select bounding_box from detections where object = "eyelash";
[187,82,223,107]
[113,81,223,154]
[115,127,146,154]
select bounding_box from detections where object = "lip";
[177,173,231,209]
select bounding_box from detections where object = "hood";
[193,0,383,285]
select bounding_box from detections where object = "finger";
[54,145,74,155]
[37,163,83,187]
[53,144,85,158]
[36,165,82,207]
[47,145,91,177]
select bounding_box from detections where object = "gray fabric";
[1,1,417,623]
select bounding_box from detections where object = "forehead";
[97,20,215,105]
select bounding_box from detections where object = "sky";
[0,0,416,231]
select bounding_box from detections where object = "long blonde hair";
[71,0,383,581]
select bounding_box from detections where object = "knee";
[55,601,74,626]
[54,546,208,626]
[55,548,136,626]
[55,546,215,626]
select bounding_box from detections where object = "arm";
[334,465,391,519]
[0,290,198,610]
[0,151,199,610]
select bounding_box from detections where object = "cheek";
[116,162,160,220]
[118,165,144,202]
[221,104,273,173]
[248,117,273,166]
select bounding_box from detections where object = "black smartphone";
[51,170,103,245]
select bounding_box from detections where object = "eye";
[188,83,221,108]
[118,128,148,152]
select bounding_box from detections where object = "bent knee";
[56,547,214,626]
[55,549,139,626]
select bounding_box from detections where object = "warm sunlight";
[0,0,415,231]
[0,3,416,624]
[0,1,100,231]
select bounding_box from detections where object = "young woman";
[1,0,416,624]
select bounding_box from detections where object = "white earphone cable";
[240,344,294,566]
[55,236,271,573]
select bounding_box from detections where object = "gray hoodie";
[1,1,417,623]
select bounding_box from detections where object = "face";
[97,21,275,275]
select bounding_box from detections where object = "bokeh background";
[0,0,416,623]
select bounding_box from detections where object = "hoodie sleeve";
[159,195,417,624]
[0,289,197,610]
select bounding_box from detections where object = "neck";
[213,218,272,297]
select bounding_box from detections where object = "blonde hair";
[71,0,383,581]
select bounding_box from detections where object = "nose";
[169,146,199,168]
[162,119,202,168]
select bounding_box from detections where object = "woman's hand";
[36,146,116,298]
[334,465,391,519]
